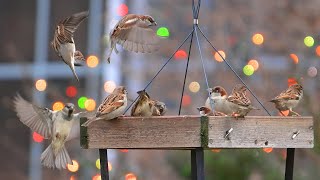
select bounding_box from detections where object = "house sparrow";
[227,84,259,118]
[131,90,163,117]
[106,14,159,63]
[206,86,234,115]
[51,11,89,81]
[153,100,167,116]
[13,94,85,169]
[270,84,303,116]
[82,86,128,126]
[197,106,227,116]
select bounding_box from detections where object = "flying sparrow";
[227,84,259,118]
[206,86,234,115]
[197,106,227,116]
[270,84,303,116]
[13,94,85,169]
[131,90,162,117]
[106,14,159,63]
[51,11,89,81]
[82,86,128,126]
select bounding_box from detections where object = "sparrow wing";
[272,88,300,101]
[66,112,86,141]
[74,50,86,66]
[97,94,125,116]
[227,92,251,107]
[59,11,89,41]
[13,94,53,138]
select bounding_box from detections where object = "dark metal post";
[285,148,295,180]
[191,148,205,180]
[99,149,110,180]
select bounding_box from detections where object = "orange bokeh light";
[85,99,96,111]
[263,148,273,153]
[213,50,226,62]
[33,132,44,143]
[175,50,187,60]
[120,149,129,153]
[104,81,116,93]
[52,101,64,111]
[316,46,320,57]
[70,175,76,180]
[248,59,259,71]
[289,54,299,64]
[182,95,191,106]
[287,78,298,87]
[92,174,101,180]
[87,55,99,68]
[252,33,264,45]
[211,149,221,153]
[67,160,79,173]
[125,173,137,180]
[35,79,47,91]
[279,110,290,116]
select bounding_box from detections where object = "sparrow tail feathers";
[54,145,72,170]
[81,117,96,127]
[41,144,55,169]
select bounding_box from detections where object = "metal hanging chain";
[124,30,194,114]
[196,26,271,116]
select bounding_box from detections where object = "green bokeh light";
[157,27,170,37]
[243,65,254,76]
[304,36,314,47]
[78,96,87,109]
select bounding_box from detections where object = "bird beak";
[153,22,157,26]
[196,107,201,111]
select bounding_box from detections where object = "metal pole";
[285,148,295,180]
[99,149,110,180]
[191,148,205,180]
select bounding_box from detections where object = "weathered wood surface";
[80,116,314,149]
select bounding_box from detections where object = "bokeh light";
[316,46,320,57]
[247,59,259,71]
[85,98,96,111]
[182,95,191,106]
[117,4,128,16]
[87,55,99,68]
[125,173,137,180]
[120,149,129,153]
[263,148,273,153]
[287,78,297,87]
[35,79,47,91]
[78,96,88,109]
[304,36,314,47]
[307,66,317,77]
[174,50,187,60]
[189,81,200,93]
[279,110,289,116]
[96,159,112,171]
[252,33,264,45]
[66,86,77,97]
[52,101,64,111]
[70,175,76,180]
[157,27,170,37]
[213,50,225,62]
[211,149,221,153]
[243,65,254,76]
[289,53,299,64]
[104,81,116,93]
[33,132,44,143]
[92,174,101,180]
[67,160,79,173]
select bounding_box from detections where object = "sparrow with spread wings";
[51,11,89,81]
[13,94,85,169]
[106,14,160,63]
[81,86,128,126]
[270,84,303,116]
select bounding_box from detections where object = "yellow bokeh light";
[289,54,299,64]
[214,50,226,62]
[85,99,96,111]
[125,173,137,180]
[96,159,112,171]
[252,33,264,45]
[104,81,116,93]
[87,55,99,68]
[189,81,200,93]
[247,59,259,71]
[67,160,79,173]
[52,101,64,111]
[35,79,47,91]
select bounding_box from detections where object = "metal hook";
[291,131,300,139]
[224,128,233,139]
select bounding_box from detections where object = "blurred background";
[1,0,320,179]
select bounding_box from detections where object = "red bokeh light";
[117,4,128,16]
[263,148,273,153]
[287,78,297,87]
[66,86,77,98]
[33,132,44,143]
[174,50,187,60]
[182,95,191,106]
[120,149,129,153]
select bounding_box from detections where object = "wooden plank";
[208,116,313,148]
[81,116,314,149]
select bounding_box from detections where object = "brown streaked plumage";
[51,11,89,81]
[270,84,303,116]
[106,14,159,63]
[131,90,163,117]
[81,86,128,126]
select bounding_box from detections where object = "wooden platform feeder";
[80,116,314,180]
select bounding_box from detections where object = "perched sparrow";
[82,86,128,126]
[206,86,234,115]
[51,11,89,81]
[227,84,259,118]
[106,14,159,63]
[270,84,303,116]
[131,90,162,117]
[153,100,167,116]
[197,106,227,116]
[13,94,85,169]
